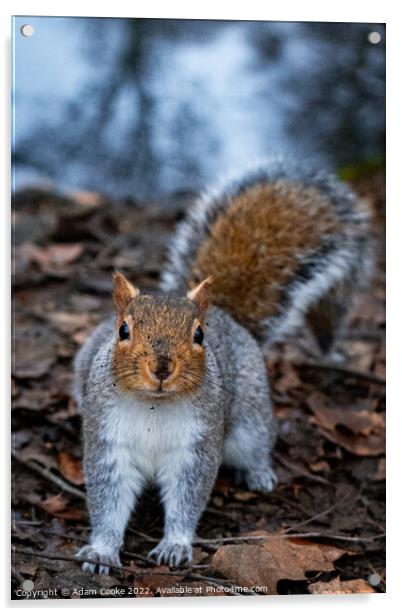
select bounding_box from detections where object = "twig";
[194,531,385,546]
[127,528,159,542]
[296,359,385,386]
[273,452,332,486]
[12,452,86,500]
[128,525,384,548]
[12,519,43,527]
[340,329,383,342]
[268,492,313,515]
[205,507,240,522]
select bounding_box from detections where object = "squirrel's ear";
[187,276,213,317]
[113,271,139,317]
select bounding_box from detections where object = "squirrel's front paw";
[75,544,121,574]
[148,539,192,568]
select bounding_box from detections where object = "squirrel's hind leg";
[223,374,278,494]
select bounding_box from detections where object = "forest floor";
[11,172,385,599]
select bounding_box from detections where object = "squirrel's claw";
[148,539,192,568]
[75,544,121,574]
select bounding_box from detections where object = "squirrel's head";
[111,272,213,400]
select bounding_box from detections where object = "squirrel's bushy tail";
[160,158,373,347]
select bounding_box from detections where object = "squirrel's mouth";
[137,387,176,400]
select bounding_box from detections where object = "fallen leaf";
[373,457,386,481]
[57,451,84,486]
[17,444,57,469]
[192,547,209,564]
[274,364,302,395]
[17,560,38,577]
[307,393,384,457]
[12,388,59,412]
[46,243,83,266]
[13,323,60,379]
[308,459,331,473]
[46,312,92,336]
[39,494,87,521]
[40,494,69,515]
[233,490,257,502]
[343,341,375,372]
[211,534,346,594]
[16,242,51,269]
[70,293,102,312]
[127,563,183,596]
[309,576,375,594]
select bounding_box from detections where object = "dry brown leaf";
[13,345,55,379]
[307,393,384,457]
[57,451,84,486]
[46,311,91,335]
[17,242,51,269]
[309,459,331,473]
[192,547,209,564]
[16,242,83,269]
[309,576,375,594]
[343,341,375,372]
[17,444,57,469]
[39,494,87,521]
[13,324,59,379]
[373,457,386,480]
[233,490,257,502]
[17,560,38,576]
[13,388,58,412]
[127,563,183,596]
[274,364,302,395]
[211,534,346,594]
[46,243,83,266]
[40,494,69,515]
[375,362,385,380]
[54,507,87,521]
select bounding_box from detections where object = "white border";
[2,1,400,614]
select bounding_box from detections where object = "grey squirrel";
[73,158,372,573]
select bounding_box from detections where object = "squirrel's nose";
[152,366,172,382]
[151,356,173,382]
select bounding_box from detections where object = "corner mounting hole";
[368,31,381,45]
[20,24,34,38]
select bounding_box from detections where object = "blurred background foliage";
[12,18,385,200]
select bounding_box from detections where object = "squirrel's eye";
[119,321,130,341]
[193,326,204,345]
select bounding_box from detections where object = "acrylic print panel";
[12,16,385,600]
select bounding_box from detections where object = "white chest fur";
[101,394,203,481]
